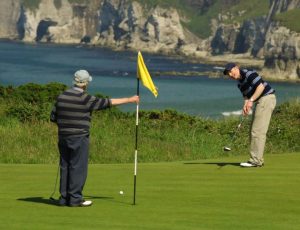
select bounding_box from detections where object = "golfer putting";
[50,69,139,207]
[223,63,276,167]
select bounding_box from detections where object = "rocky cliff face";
[0,0,299,80]
[263,26,300,80]
[96,0,190,53]
[262,0,300,80]
[19,0,101,43]
[13,0,202,56]
[0,1,21,39]
[210,0,300,80]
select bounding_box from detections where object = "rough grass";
[0,83,299,164]
[0,97,299,164]
[274,8,300,33]
[1,153,300,230]
[225,0,270,23]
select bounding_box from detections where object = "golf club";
[223,116,245,152]
[49,163,60,201]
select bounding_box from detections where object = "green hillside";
[135,0,270,38]
[275,8,300,33]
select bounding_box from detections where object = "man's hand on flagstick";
[111,95,139,106]
[129,95,140,104]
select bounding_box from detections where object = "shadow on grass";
[17,196,117,206]
[17,197,57,206]
[184,162,241,168]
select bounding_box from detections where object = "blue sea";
[0,41,299,118]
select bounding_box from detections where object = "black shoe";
[69,200,93,207]
[57,197,68,206]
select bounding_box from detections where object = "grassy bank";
[0,83,299,163]
[1,153,300,229]
[135,0,269,38]
[274,8,300,33]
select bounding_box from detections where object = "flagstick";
[133,78,140,205]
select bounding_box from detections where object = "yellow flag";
[137,51,158,97]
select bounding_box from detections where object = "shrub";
[1,83,66,122]
[7,102,52,122]
[10,82,67,104]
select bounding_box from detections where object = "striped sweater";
[50,87,111,136]
[238,69,275,101]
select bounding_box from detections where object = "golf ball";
[119,191,124,195]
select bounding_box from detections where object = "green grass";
[0,98,299,164]
[183,0,223,39]
[1,153,300,229]
[0,112,230,163]
[0,84,299,164]
[225,0,270,23]
[21,0,42,11]
[274,8,300,33]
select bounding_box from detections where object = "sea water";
[0,41,299,118]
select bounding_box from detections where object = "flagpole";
[133,77,140,205]
[133,51,157,205]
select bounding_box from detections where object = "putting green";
[1,153,299,229]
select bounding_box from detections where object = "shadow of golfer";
[18,196,116,206]
[184,162,241,168]
[17,197,57,206]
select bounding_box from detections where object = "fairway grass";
[1,153,300,230]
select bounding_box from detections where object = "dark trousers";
[58,135,89,205]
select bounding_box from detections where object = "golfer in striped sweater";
[223,63,276,167]
[50,70,139,207]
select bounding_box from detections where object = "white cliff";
[96,1,198,54]
[0,0,21,39]
[22,0,95,43]
[263,26,300,80]
[15,0,200,56]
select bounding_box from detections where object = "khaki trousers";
[249,94,276,165]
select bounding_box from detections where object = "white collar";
[73,86,84,92]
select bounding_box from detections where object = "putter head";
[223,146,231,151]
